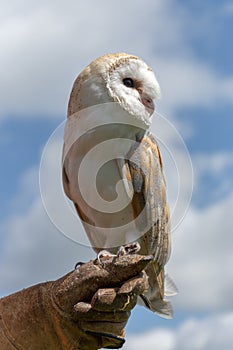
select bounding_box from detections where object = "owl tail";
[140,263,176,319]
[140,294,173,319]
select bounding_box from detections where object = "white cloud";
[1,0,233,120]
[0,197,94,296]
[0,164,94,296]
[168,190,233,311]
[0,0,164,118]
[125,312,233,350]
[126,328,174,350]
[156,57,233,117]
[222,2,233,15]
[191,152,233,203]
[194,152,233,175]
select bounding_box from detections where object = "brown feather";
[121,132,172,316]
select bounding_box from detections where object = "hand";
[0,254,152,350]
[51,253,151,349]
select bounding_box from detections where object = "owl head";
[68,53,161,126]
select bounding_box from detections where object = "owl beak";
[141,96,155,114]
[136,87,155,114]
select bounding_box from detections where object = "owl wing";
[122,131,171,264]
[118,131,172,318]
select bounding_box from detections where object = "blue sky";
[1,1,233,349]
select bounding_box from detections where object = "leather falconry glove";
[0,253,152,350]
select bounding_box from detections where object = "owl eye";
[123,78,135,88]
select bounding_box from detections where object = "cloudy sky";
[1,0,233,349]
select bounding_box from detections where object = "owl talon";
[117,246,126,257]
[97,250,116,264]
[74,261,85,269]
[117,242,141,257]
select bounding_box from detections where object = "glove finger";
[91,288,137,312]
[118,271,149,295]
[75,272,148,314]
[74,302,130,322]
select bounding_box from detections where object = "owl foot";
[117,242,141,257]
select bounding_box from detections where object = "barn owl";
[62,53,175,318]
